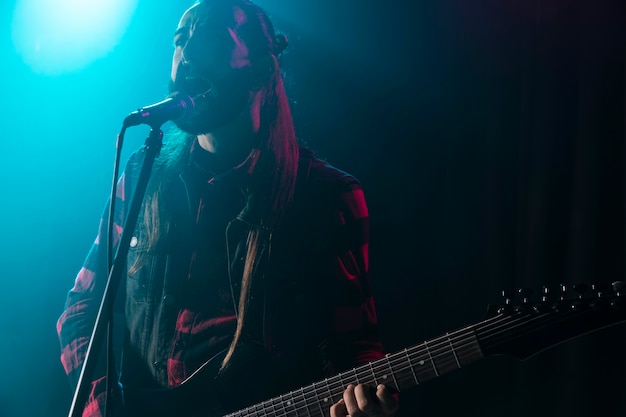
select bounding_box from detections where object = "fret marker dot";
[287,401,292,406]
[382,375,388,380]
[419,360,425,366]
[323,398,329,403]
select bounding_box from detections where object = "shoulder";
[124,148,147,177]
[297,149,368,217]
[299,148,362,193]
[122,145,185,188]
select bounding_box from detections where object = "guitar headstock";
[479,281,626,360]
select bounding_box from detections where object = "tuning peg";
[541,286,555,302]
[612,281,624,296]
[518,288,534,303]
[573,283,588,299]
[502,289,517,305]
[609,281,625,308]
[534,286,555,313]
[559,283,568,301]
[591,282,609,297]
[567,284,590,310]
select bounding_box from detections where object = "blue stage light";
[11,0,139,75]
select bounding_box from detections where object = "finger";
[353,383,377,414]
[376,384,400,415]
[330,398,349,417]
[343,384,364,417]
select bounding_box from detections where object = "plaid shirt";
[57,145,384,417]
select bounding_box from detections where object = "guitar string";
[230,315,515,416]
[223,318,503,417]
[219,296,611,414]
[227,337,480,417]
[224,306,598,417]
[292,310,547,413]
[132,296,613,416]
[232,319,525,416]
[419,306,600,373]
[224,313,535,416]
[266,332,480,414]
[282,299,617,416]
[476,309,587,351]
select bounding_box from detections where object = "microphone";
[123,93,194,128]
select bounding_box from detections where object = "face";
[170,3,256,136]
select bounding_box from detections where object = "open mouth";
[175,75,213,99]
[174,61,214,98]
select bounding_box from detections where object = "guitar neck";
[224,324,484,417]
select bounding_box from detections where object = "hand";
[330,383,399,417]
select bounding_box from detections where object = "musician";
[57,1,399,416]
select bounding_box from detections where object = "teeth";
[184,74,208,80]
[177,76,213,100]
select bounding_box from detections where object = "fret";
[384,354,400,391]
[298,387,312,416]
[321,377,335,416]
[431,336,458,375]
[283,391,297,416]
[423,340,439,377]
[334,372,347,400]
[447,332,462,369]
[352,367,360,384]
[368,361,379,386]
[403,347,419,385]
[455,326,484,366]
[292,388,302,416]
[412,345,438,382]
[257,400,269,417]
[359,363,375,385]
[254,401,265,416]
[275,392,289,417]
[312,381,325,417]
[268,395,279,417]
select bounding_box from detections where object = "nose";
[181,33,202,67]
[176,58,190,78]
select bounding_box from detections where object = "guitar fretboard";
[224,325,483,417]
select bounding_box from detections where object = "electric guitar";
[123,282,626,416]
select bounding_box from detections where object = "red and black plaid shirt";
[57,146,384,417]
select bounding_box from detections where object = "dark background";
[1,0,625,416]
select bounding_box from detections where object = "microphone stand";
[67,126,164,417]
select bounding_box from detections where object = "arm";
[329,180,399,417]
[56,156,135,416]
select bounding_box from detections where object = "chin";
[173,115,218,136]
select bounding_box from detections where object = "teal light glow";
[11,0,139,75]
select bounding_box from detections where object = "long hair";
[128,0,299,370]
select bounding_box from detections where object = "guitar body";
[121,345,283,417]
[121,349,226,417]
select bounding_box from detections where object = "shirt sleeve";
[330,178,386,371]
[56,153,137,415]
